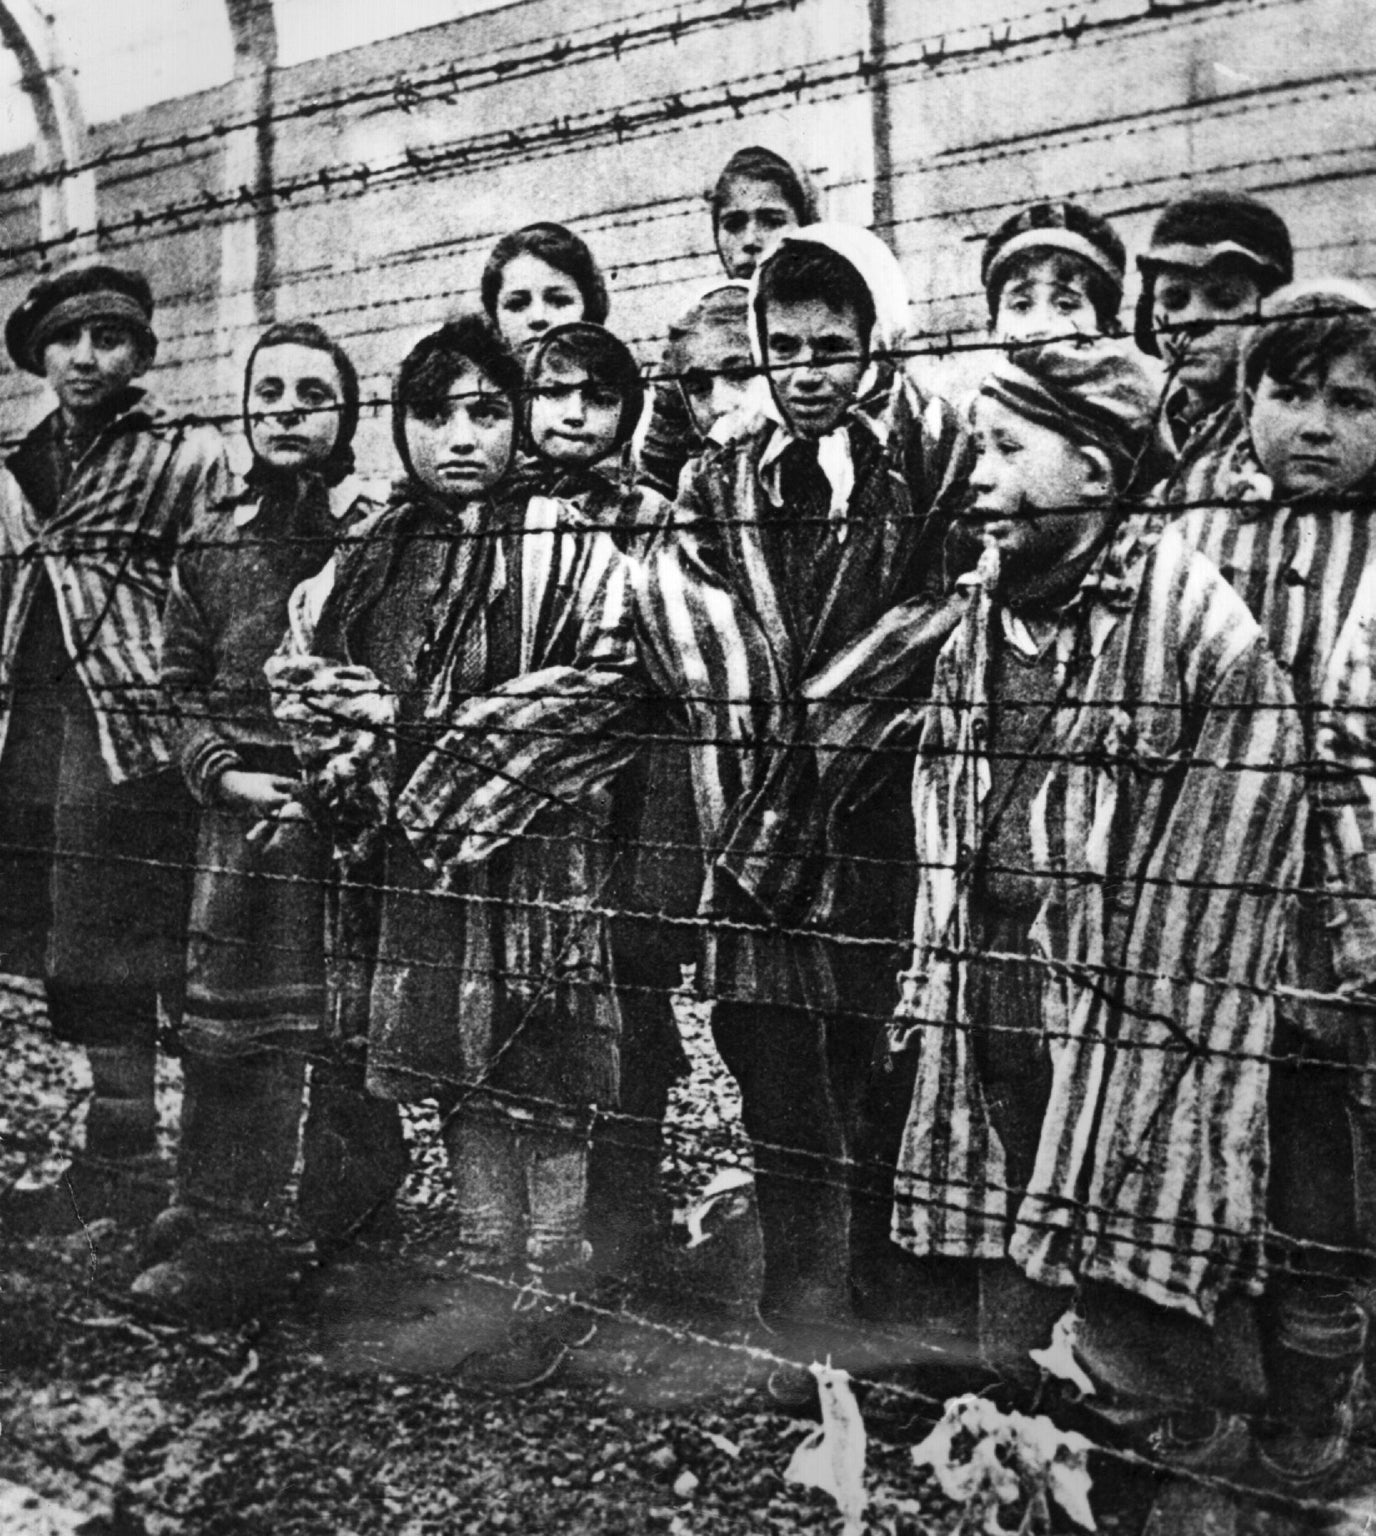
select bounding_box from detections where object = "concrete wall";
[1,0,1372,472]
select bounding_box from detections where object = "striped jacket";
[271,484,644,1099]
[1154,390,1250,509]
[891,517,1304,1321]
[1316,563,1376,1002]
[404,379,971,1010]
[0,393,228,782]
[1173,460,1376,1046]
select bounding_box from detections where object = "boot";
[129,1049,304,1325]
[3,1042,167,1235]
[1141,1410,1252,1536]
[298,1063,408,1251]
[1255,1287,1366,1488]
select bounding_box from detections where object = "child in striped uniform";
[1134,189,1293,506]
[0,265,227,1234]
[517,322,692,1287]
[1175,281,1376,1490]
[889,339,1303,1536]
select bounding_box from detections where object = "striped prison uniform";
[889,515,1304,1325]
[271,484,639,1118]
[400,377,970,1315]
[0,391,226,1042]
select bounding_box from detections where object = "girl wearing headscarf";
[637,147,817,498]
[135,321,399,1321]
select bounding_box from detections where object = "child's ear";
[1077,444,1116,497]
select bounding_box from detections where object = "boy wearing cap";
[1134,188,1294,504]
[982,200,1126,346]
[1174,281,1376,1492]
[0,265,227,1231]
[889,339,1302,1533]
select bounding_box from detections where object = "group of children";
[2,144,1375,1529]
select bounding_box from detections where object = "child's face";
[995,254,1100,344]
[1250,349,1376,500]
[529,355,623,464]
[42,320,145,422]
[970,395,1110,590]
[715,177,799,279]
[1152,262,1264,402]
[763,296,866,438]
[404,358,515,500]
[248,343,344,471]
[495,254,585,353]
[678,325,753,438]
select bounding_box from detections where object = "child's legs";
[176,1047,305,1228]
[46,702,195,1162]
[299,1059,408,1244]
[711,996,851,1320]
[441,1102,525,1269]
[524,1119,592,1273]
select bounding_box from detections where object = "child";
[638,280,754,497]
[409,226,971,1349]
[518,321,691,1281]
[1134,188,1292,503]
[637,143,815,497]
[888,339,1303,1535]
[0,265,227,1233]
[481,222,609,356]
[981,199,1125,345]
[130,321,404,1320]
[521,321,645,508]
[1174,281,1376,1489]
[271,316,626,1391]
[710,146,818,281]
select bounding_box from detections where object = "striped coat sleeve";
[397,539,646,873]
[1316,565,1376,1000]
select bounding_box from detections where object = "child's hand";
[217,769,299,813]
[245,799,309,852]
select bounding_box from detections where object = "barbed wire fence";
[2,0,1376,1527]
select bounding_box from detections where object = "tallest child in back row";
[411,225,972,1337]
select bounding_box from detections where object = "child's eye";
[588,388,621,412]
[721,213,749,235]
[547,291,577,308]
[253,381,283,402]
[1004,295,1032,312]
[500,292,531,312]
[1156,286,1190,313]
[1334,389,1376,413]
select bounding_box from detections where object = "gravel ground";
[6,980,1373,1535]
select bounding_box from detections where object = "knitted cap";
[981,201,1126,321]
[6,263,156,376]
[1133,189,1293,356]
[979,338,1158,487]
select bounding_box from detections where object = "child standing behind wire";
[396,321,660,1387]
[514,321,691,1288]
[134,321,403,1323]
[271,317,632,1391]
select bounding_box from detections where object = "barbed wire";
[0,0,1283,270]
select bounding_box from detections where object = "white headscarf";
[746,224,911,536]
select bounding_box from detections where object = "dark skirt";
[181,786,330,1062]
[362,824,620,1120]
[0,597,195,1044]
